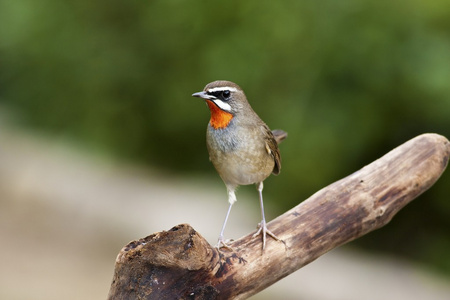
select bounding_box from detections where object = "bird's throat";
[206,100,233,129]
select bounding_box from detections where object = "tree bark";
[108,133,449,300]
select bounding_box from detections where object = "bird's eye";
[222,90,231,100]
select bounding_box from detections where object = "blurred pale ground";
[1,124,449,300]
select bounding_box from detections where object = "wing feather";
[262,125,283,175]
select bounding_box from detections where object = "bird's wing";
[263,125,282,175]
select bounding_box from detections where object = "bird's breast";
[206,123,274,186]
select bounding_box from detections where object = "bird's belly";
[207,138,274,186]
[217,154,274,186]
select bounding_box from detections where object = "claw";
[215,237,234,251]
[253,220,281,249]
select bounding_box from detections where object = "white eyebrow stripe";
[212,99,232,112]
[207,86,238,93]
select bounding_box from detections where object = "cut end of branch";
[108,224,220,299]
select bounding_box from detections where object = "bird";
[192,80,287,250]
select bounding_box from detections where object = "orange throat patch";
[206,100,233,129]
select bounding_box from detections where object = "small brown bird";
[192,80,287,250]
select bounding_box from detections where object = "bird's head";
[192,80,249,129]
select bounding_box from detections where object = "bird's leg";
[253,182,281,249]
[216,187,236,250]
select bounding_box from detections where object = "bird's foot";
[253,220,282,250]
[215,236,234,252]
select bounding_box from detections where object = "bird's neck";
[206,100,233,129]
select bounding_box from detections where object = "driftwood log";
[108,133,449,300]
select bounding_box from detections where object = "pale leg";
[253,182,280,249]
[216,186,237,249]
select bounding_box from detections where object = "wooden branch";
[108,133,449,300]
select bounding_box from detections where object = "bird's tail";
[272,129,287,145]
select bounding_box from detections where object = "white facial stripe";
[212,99,232,112]
[207,86,238,93]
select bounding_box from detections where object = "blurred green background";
[1,0,449,277]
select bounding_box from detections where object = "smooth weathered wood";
[108,133,449,300]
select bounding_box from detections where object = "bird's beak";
[192,90,232,112]
[192,91,209,99]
